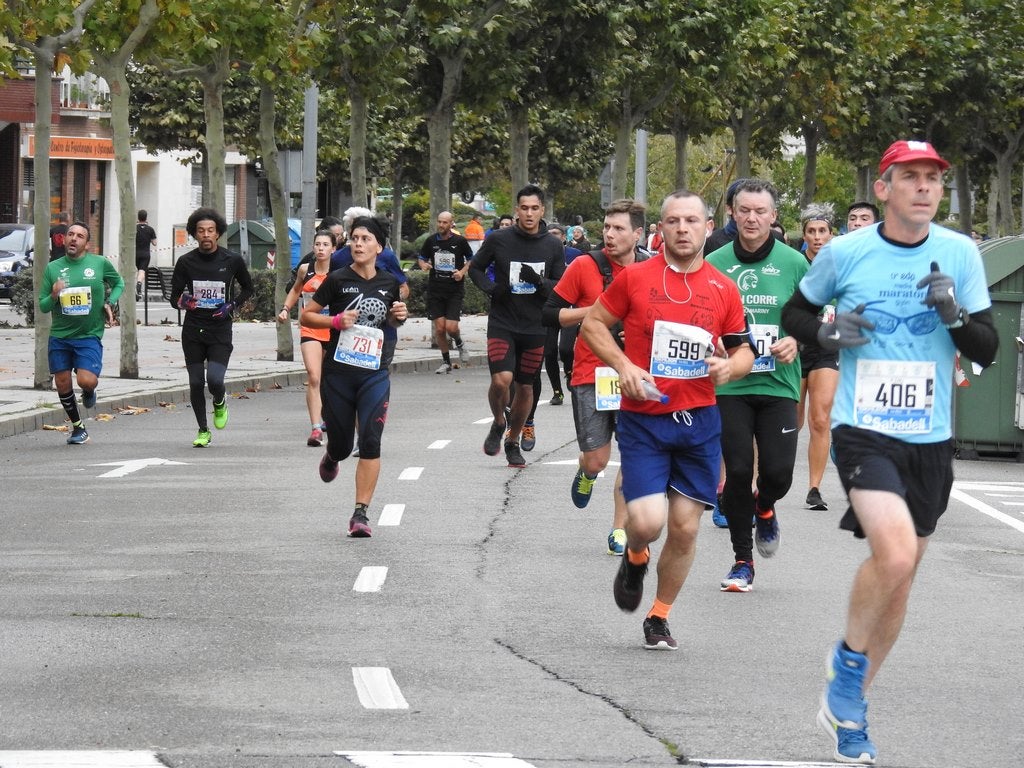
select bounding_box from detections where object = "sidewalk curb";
[0,355,479,440]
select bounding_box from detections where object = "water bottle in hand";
[642,380,669,404]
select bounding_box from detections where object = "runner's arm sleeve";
[38,267,56,314]
[232,259,255,307]
[468,242,499,295]
[542,291,571,328]
[781,289,827,345]
[169,261,187,309]
[949,308,998,369]
[105,260,125,304]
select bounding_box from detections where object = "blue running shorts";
[616,405,721,509]
[48,336,103,376]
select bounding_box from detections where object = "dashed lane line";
[398,467,424,480]
[336,752,536,767]
[353,566,388,592]
[378,503,405,526]
[427,440,450,449]
[351,667,409,709]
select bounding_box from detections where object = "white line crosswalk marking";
[0,752,164,767]
[335,753,536,767]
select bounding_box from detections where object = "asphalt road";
[1,365,1022,768]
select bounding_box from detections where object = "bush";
[10,269,35,325]
[236,268,277,322]
[403,269,489,318]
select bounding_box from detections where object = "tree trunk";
[93,63,140,377]
[955,163,972,235]
[259,82,294,362]
[32,45,57,389]
[91,0,159,379]
[854,165,873,202]
[987,170,999,235]
[198,49,230,224]
[426,54,465,226]
[730,108,753,179]
[995,150,1015,237]
[391,165,405,256]
[671,115,689,191]
[611,107,632,202]
[348,86,369,208]
[801,122,819,211]
[508,104,529,194]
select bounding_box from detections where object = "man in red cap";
[782,140,999,764]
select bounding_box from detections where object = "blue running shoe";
[81,389,96,409]
[817,707,876,764]
[571,467,597,508]
[711,502,728,528]
[720,560,754,592]
[606,528,626,556]
[822,642,868,729]
[754,506,780,557]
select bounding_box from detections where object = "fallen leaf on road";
[163,335,179,342]
[43,424,69,432]
[94,413,115,421]
[115,405,151,415]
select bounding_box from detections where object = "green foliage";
[236,268,276,322]
[402,189,432,239]
[402,270,489,319]
[9,269,35,326]
[770,152,856,234]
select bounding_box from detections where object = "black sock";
[452,335,463,348]
[58,390,81,424]
[441,353,451,365]
[354,502,369,516]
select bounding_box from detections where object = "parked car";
[0,224,34,300]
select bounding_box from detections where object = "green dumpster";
[225,220,276,268]
[954,236,1024,461]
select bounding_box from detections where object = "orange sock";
[626,546,649,566]
[647,598,672,620]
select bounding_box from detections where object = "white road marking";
[378,503,405,526]
[474,417,493,425]
[91,457,187,478]
[950,488,1024,534]
[0,752,164,767]
[351,667,408,709]
[427,440,450,449]
[353,566,388,592]
[335,752,536,767]
[398,467,424,480]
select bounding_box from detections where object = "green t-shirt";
[40,253,124,339]
[707,239,808,401]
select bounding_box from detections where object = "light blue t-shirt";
[799,222,991,443]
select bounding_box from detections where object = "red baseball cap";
[879,140,950,174]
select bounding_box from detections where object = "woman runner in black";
[301,216,408,538]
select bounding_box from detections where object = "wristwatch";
[945,307,969,329]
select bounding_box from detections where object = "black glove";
[489,272,511,299]
[816,303,875,350]
[916,261,960,325]
[212,301,235,319]
[518,264,543,286]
